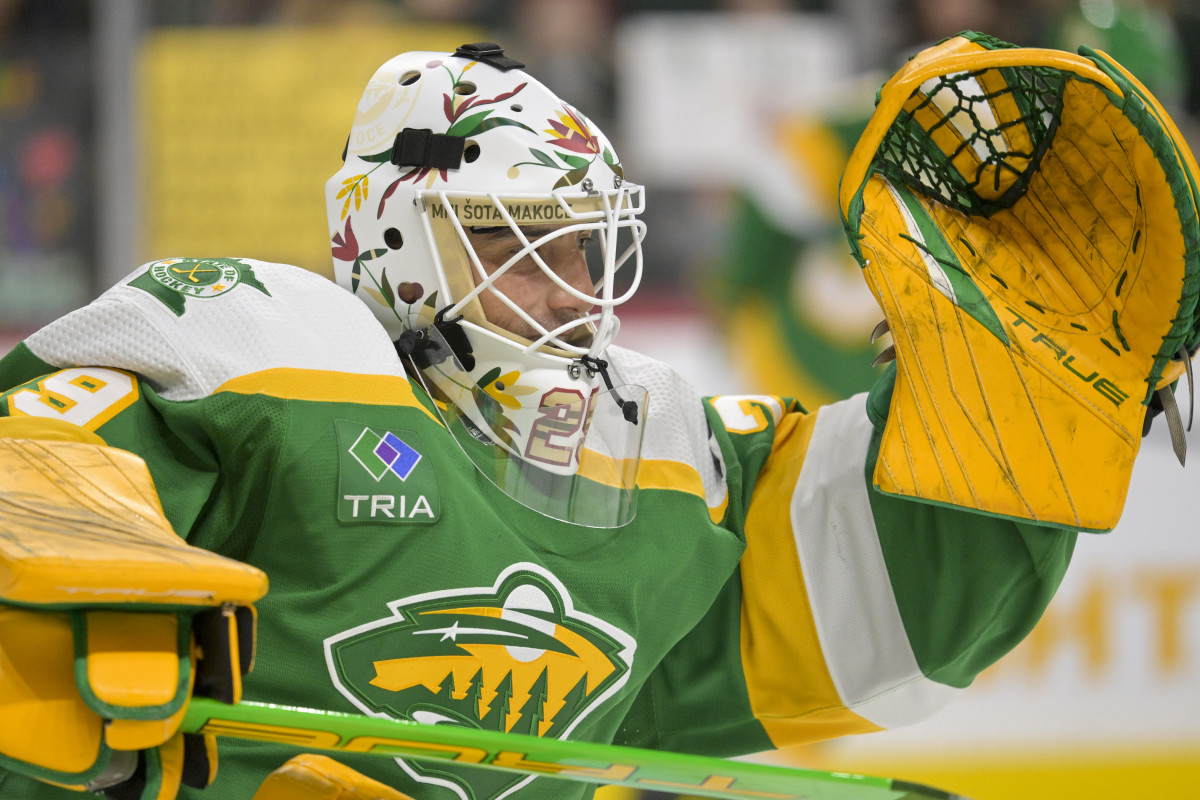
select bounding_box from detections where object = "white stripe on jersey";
[790,393,960,729]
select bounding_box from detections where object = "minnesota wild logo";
[324,563,636,800]
[130,258,270,316]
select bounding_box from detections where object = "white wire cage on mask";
[402,184,649,527]
[419,183,646,358]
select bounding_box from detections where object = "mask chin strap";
[395,306,638,426]
[580,354,639,424]
[393,307,476,372]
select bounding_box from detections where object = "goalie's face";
[465,223,597,348]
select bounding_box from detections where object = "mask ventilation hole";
[463,141,480,163]
[510,103,523,112]
[453,81,477,96]
[384,228,404,249]
[399,70,421,86]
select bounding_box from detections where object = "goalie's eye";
[468,224,582,276]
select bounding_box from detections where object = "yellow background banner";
[139,26,480,276]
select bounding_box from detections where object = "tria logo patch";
[130,258,270,316]
[336,420,439,524]
[324,563,636,800]
[349,428,422,481]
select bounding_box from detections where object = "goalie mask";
[326,43,648,527]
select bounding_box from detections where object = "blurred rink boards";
[125,17,1200,800]
[0,30,94,325]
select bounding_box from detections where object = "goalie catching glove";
[840,32,1200,531]
[0,419,267,798]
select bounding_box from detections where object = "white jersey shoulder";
[24,258,404,401]
[608,344,727,510]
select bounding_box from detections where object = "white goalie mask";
[325,43,648,527]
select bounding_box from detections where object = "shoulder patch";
[129,258,270,316]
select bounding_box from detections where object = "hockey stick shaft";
[182,698,960,800]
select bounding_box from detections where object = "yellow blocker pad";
[839,33,1200,530]
[253,754,417,800]
[0,435,267,785]
[0,437,267,606]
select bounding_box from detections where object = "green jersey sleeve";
[616,375,1076,757]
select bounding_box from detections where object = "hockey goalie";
[0,33,1196,800]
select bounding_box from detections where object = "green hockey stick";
[182,698,964,800]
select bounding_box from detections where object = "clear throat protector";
[406,324,648,528]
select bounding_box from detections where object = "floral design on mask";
[366,62,535,195]
[470,382,522,452]
[332,216,432,320]
[335,172,369,220]
[476,367,538,410]
[331,217,388,296]
[508,104,624,189]
[544,106,602,155]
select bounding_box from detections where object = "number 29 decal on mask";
[524,388,598,467]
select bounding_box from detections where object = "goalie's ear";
[838,31,1200,530]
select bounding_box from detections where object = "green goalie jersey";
[0,259,1076,800]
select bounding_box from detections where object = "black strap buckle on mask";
[394,307,476,373]
[454,42,525,71]
[392,128,466,170]
[580,355,639,425]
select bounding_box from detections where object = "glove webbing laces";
[1155,346,1195,466]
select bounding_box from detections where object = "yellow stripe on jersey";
[0,416,107,445]
[576,452,727,524]
[215,368,440,423]
[576,449,638,490]
[737,408,882,745]
[576,454,728,522]
[637,459,727,524]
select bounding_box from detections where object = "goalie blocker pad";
[0,437,267,607]
[839,32,1200,531]
[252,754,416,800]
[0,436,266,788]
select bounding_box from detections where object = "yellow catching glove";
[839,32,1200,530]
[254,754,416,800]
[0,418,268,798]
